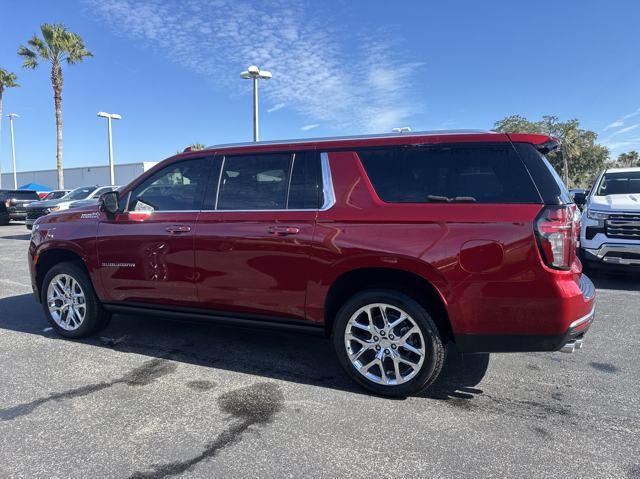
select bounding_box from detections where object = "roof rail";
[205,129,495,150]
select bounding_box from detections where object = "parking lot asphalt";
[0,223,638,478]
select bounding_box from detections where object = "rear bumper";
[455,274,596,353]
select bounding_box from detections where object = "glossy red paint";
[27,131,595,352]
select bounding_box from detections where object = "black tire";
[40,261,111,338]
[332,289,446,398]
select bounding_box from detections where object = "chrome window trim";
[319,151,335,211]
[213,155,225,210]
[285,153,296,209]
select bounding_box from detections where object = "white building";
[0,162,158,190]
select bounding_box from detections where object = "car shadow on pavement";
[0,293,490,400]
[0,233,31,241]
[588,269,640,292]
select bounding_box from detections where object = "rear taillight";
[534,205,578,270]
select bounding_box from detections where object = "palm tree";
[17,24,92,189]
[0,68,19,188]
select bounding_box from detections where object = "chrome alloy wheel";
[46,273,87,331]
[344,303,426,386]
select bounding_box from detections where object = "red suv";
[28,130,595,396]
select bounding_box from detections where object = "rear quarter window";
[358,145,541,204]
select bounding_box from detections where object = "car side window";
[288,151,322,209]
[216,153,292,210]
[359,145,540,203]
[128,158,209,212]
[93,187,114,197]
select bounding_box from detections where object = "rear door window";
[216,153,292,210]
[358,145,541,203]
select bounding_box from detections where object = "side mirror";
[100,191,120,215]
[572,191,587,207]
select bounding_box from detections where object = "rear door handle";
[166,225,191,234]
[268,225,300,236]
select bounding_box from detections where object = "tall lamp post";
[7,113,19,189]
[97,112,122,186]
[240,65,272,142]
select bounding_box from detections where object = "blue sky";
[1,0,639,174]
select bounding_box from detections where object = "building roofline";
[205,129,496,150]
[4,161,156,175]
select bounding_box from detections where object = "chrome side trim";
[569,306,595,330]
[205,129,494,151]
[319,152,336,211]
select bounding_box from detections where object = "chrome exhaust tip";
[574,338,584,350]
[560,341,576,353]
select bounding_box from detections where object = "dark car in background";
[0,189,41,224]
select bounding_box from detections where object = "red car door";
[194,151,322,321]
[97,157,214,307]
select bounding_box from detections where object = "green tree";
[494,115,608,187]
[18,24,92,189]
[613,151,640,168]
[0,68,19,188]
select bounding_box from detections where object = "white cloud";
[614,123,640,135]
[603,120,624,131]
[267,103,286,113]
[84,0,423,132]
[603,107,640,131]
[301,123,319,131]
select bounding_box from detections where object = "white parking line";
[0,278,30,288]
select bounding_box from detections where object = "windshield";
[596,172,640,195]
[63,186,95,201]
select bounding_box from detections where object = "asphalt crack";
[0,358,177,421]
[129,382,284,479]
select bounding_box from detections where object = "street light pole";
[253,76,259,141]
[7,113,19,189]
[240,66,272,142]
[97,112,122,186]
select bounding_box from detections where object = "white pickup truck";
[579,167,640,268]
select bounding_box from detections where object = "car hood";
[27,198,70,209]
[68,198,99,208]
[589,194,640,213]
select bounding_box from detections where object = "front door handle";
[166,224,191,234]
[268,225,300,236]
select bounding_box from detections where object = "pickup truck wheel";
[332,289,446,397]
[41,262,110,338]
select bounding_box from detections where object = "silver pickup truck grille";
[606,213,640,240]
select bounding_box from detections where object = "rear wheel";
[41,262,111,338]
[332,289,446,397]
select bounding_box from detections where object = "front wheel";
[41,262,111,338]
[332,289,446,397]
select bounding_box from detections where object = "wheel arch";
[323,267,453,343]
[35,247,92,298]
